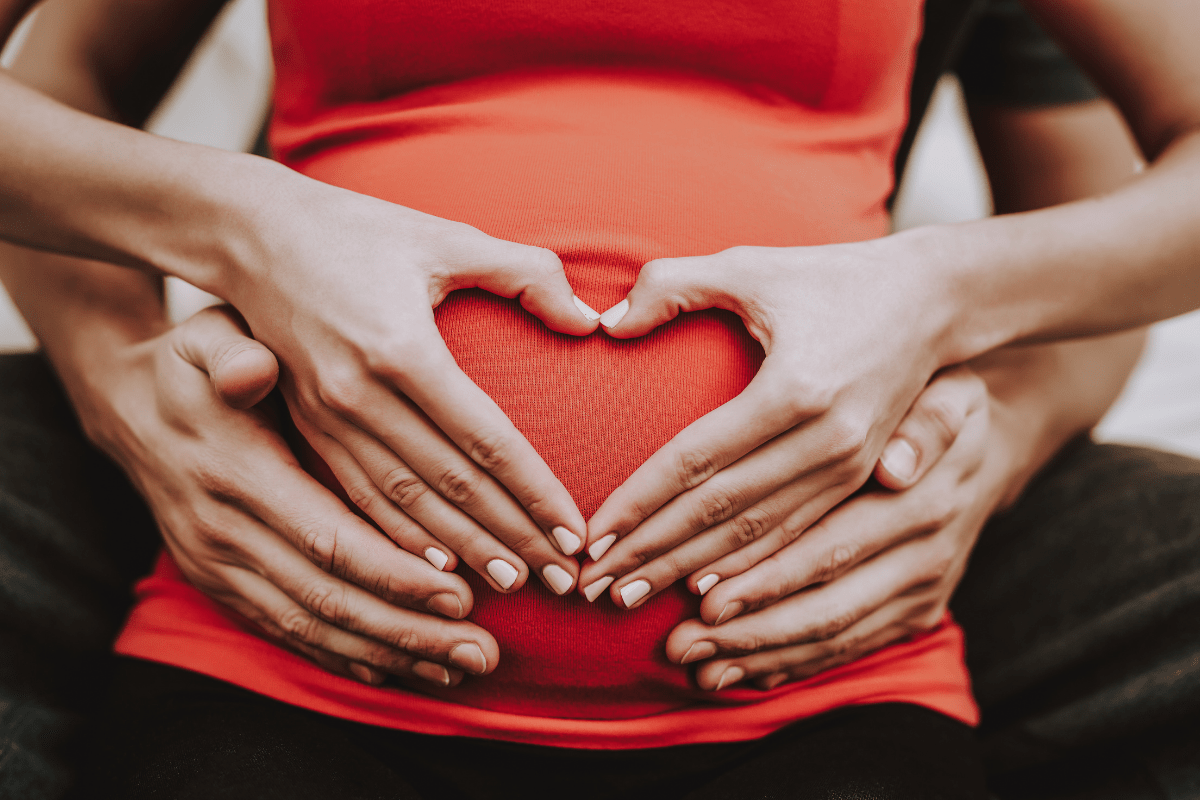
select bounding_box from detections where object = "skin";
[0,0,1193,689]
[578,0,1200,614]
[583,96,1151,687]
[1,0,599,605]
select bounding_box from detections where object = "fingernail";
[427,593,465,619]
[349,663,382,685]
[715,600,744,625]
[551,525,582,555]
[583,575,614,602]
[599,298,629,328]
[573,295,601,321]
[486,559,519,590]
[760,672,789,690]
[413,660,451,686]
[715,666,745,691]
[588,533,617,561]
[424,547,449,571]
[449,643,488,674]
[619,579,651,608]
[880,438,918,483]
[543,564,575,595]
[696,574,720,595]
[680,641,717,664]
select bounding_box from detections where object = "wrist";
[140,151,301,301]
[888,222,1032,366]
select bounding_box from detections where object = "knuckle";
[674,448,720,491]
[191,454,236,499]
[776,374,834,420]
[693,484,743,529]
[530,247,565,279]
[435,463,484,507]
[811,542,859,585]
[389,626,425,655]
[298,521,341,572]
[315,369,366,417]
[382,467,429,510]
[724,508,770,549]
[467,433,510,474]
[191,515,239,555]
[921,393,968,449]
[276,606,321,645]
[637,258,677,293]
[825,411,871,463]
[301,579,349,625]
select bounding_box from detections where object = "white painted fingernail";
[424,547,449,571]
[880,438,918,483]
[696,574,720,595]
[486,559,519,590]
[573,295,601,321]
[599,298,629,328]
[619,579,651,608]
[542,564,575,595]
[413,660,451,686]
[551,525,582,555]
[588,533,617,561]
[715,666,745,691]
[583,575,615,602]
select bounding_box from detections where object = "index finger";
[585,358,826,558]
[387,337,587,555]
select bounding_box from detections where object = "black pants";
[78,659,984,800]
[2,352,1199,798]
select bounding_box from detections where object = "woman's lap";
[80,658,985,800]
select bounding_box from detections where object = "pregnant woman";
[2,0,1199,797]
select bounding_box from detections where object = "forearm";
[910,130,1200,360]
[0,240,167,441]
[904,0,1200,361]
[0,69,289,293]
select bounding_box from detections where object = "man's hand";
[89,305,499,687]
[662,368,1000,691]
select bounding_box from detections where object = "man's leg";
[0,353,159,799]
[953,439,1200,799]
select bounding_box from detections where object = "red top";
[116,0,980,747]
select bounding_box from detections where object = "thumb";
[874,366,986,490]
[464,240,600,336]
[174,305,280,410]
[599,253,747,339]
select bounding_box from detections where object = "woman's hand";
[228,181,599,597]
[662,367,1004,691]
[86,305,499,688]
[579,241,952,605]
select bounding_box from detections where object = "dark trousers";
[2,352,1198,798]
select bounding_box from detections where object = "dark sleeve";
[955,0,1101,107]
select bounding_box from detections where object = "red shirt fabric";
[115,0,980,747]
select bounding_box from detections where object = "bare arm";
[1,0,602,595]
[927,0,1200,354]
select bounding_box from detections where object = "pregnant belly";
[409,286,763,719]
[288,70,891,717]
